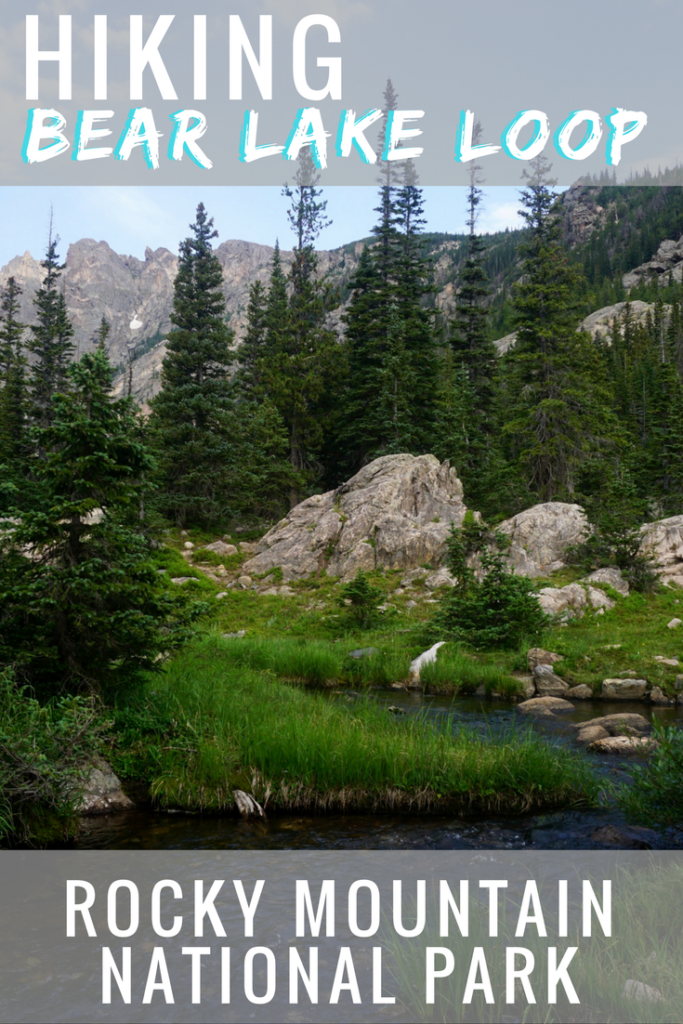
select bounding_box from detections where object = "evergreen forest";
[1,152,683,850]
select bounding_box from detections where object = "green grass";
[212,634,342,685]
[154,528,683,700]
[540,589,683,696]
[342,647,412,686]
[192,549,245,572]
[389,861,683,1023]
[420,644,525,696]
[110,636,599,815]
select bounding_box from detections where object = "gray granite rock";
[243,455,468,582]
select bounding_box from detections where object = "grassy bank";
[159,528,683,700]
[389,860,683,1023]
[108,636,599,816]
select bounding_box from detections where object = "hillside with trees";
[1,155,683,847]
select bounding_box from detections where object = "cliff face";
[0,238,368,404]
[0,241,177,402]
[560,185,609,246]
[2,185,679,405]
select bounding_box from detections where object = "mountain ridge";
[3,184,683,405]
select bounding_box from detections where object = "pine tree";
[376,78,400,188]
[334,245,388,473]
[283,149,331,293]
[95,316,111,351]
[431,347,470,470]
[234,245,299,520]
[0,346,201,697]
[27,230,74,429]
[336,181,438,474]
[0,277,29,509]
[266,154,338,505]
[237,279,268,399]
[447,129,510,515]
[667,292,683,378]
[393,183,437,451]
[450,124,497,430]
[263,240,289,360]
[607,300,683,513]
[148,203,235,526]
[503,156,621,501]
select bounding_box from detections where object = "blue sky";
[0,185,531,267]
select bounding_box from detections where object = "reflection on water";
[76,689,683,852]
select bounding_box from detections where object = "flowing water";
[75,690,683,851]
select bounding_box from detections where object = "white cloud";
[479,200,523,234]
[79,187,176,252]
[263,0,372,28]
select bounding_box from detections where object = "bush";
[338,570,384,629]
[618,722,683,827]
[567,477,659,593]
[430,514,549,649]
[0,669,106,844]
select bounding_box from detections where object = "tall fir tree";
[431,347,470,470]
[393,182,438,450]
[607,300,683,513]
[263,152,338,505]
[450,123,497,430]
[283,149,331,291]
[234,243,299,520]
[237,279,268,399]
[446,123,511,515]
[503,156,621,501]
[668,291,683,378]
[336,180,437,475]
[0,277,29,510]
[0,345,201,696]
[148,203,235,526]
[376,78,400,188]
[27,229,74,429]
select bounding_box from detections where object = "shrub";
[618,722,683,827]
[338,570,384,629]
[430,514,549,649]
[567,477,659,593]
[0,669,106,844]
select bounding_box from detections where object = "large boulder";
[589,736,657,756]
[517,696,575,715]
[578,713,651,736]
[532,664,569,697]
[639,515,683,587]
[536,582,614,620]
[582,566,629,596]
[601,678,649,700]
[497,502,589,577]
[76,759,133,815]
[243,454,468,581]
[527,648,563,671]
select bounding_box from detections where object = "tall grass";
[214,634,342,685]
[214,634,521,692]
[116,637,599,815]
[343,647,412,686]
[389,861,683,1023]
[420,645,523,696]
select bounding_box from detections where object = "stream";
[76,691,683,852]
